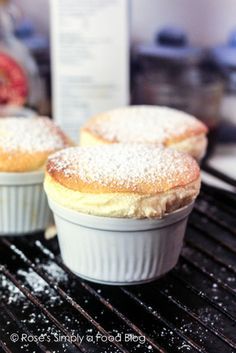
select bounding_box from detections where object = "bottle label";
[50,0,129,141]
[0,52,28,106]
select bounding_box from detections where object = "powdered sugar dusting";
[88,106,206,144]
[0,117,68,153]
[48,144,199,192]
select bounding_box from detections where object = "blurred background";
[0,0,235,187]
[12,0,236,44]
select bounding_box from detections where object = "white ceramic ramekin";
[49,199,194,285]
[0,171,53,235]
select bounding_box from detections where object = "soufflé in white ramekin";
[44,144,200,285]
[80,105,208,161]
[0,117,72,235]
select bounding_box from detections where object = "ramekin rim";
[0,169,45,185]
[48,198,195,231]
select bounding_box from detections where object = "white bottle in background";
[50,0,129,141]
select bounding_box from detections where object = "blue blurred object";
[14,18,32,37]
[14,19,49,53]
[137,26,203,63]
[229,29,236,47]
[211,29,236,69]
[156,26,187,46]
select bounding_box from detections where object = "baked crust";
[46,144,200,194]
[0,117,72,172]
[45,144,200,218]
[80,106,208,159]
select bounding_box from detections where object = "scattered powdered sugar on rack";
[48,144,199,191]
[1,274,25,304]
[87,106,206,144]
[17,263,67,294]
[35,240,55,259]
[17,268,48,293]
[0,117,68,152]
[40,261,68,284]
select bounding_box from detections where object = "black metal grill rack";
[0,167,236,353]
